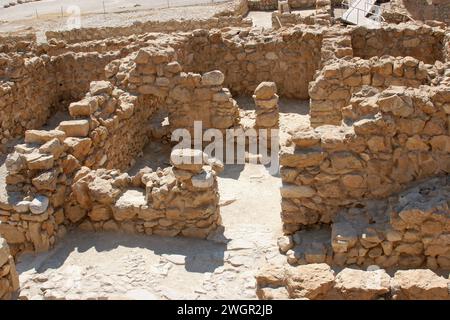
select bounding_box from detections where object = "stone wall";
[0,54,59,154]
[0,34,36,53]
[351,24,446,64]
[180,28,323,99]
[0,80,158,254]
[0,50,237,253]
[0,46,137,154]
[248,0,278,11]
[108,45,241,133]
[280,85,450,234]
[45,17,252,44]
[256,263,450,299]
[308,56,438,127]
[385,0,450,25]
[330,176,450,269]
[272,0,333,28]
[0,237,19,300]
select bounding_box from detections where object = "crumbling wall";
[309,56,438,127]
[0,34,36,53]
[109,46,240,133]
[0,46,138,154]
[248,0,278,11]
[180,28,323,99]
[45,17,252,44]
[0,80,157,253]
[68,150,221,238]
[255,263,450,300]
[351,24,445,64]
[0,237,19,300]
[280,85,450,234]
[0,54,59,154]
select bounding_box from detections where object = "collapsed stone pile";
[256,263,450,300]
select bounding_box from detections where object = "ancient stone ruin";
[0,0,449,300]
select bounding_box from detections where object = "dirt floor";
[11,98,310,300]
[0,0,232,37]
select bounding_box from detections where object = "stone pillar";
[0,237,19,300]
[253,82,280,150]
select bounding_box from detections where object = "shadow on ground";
[17,229,228,274]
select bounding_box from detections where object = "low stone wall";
[0,34,36,53]
[180,27,323,99]
[53,51,128,101]
[248,0,278,11]
[45,17,252,44]
[308,56,437,127]
[249,0,317,11]
[272,0,333,28]
[351,24,446,64]
[256,263,450,300]
[0,54,59,154]
[280,85,450,234]
[0,237,19,300]
[0,80,157,253]
[109,46,241,133]
[69,150,221,238]
[0,47,136,154]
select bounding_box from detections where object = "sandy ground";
[8,98,310,300]
[246,11,272,29]
[0,0,231,35]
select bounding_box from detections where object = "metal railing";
[341,0,385,26]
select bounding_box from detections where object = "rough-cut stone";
[285,263,335,299]
[333,268,391,300]
[254,82,277,100]
[29,196,49,214]
[391,270,450,300]
[24,130,66,144]
[201,70,224,86]
[90,81,113,96]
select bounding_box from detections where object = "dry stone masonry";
[0,1,449,299]
[0,237,19,300]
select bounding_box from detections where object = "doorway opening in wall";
[128,108,172,175]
